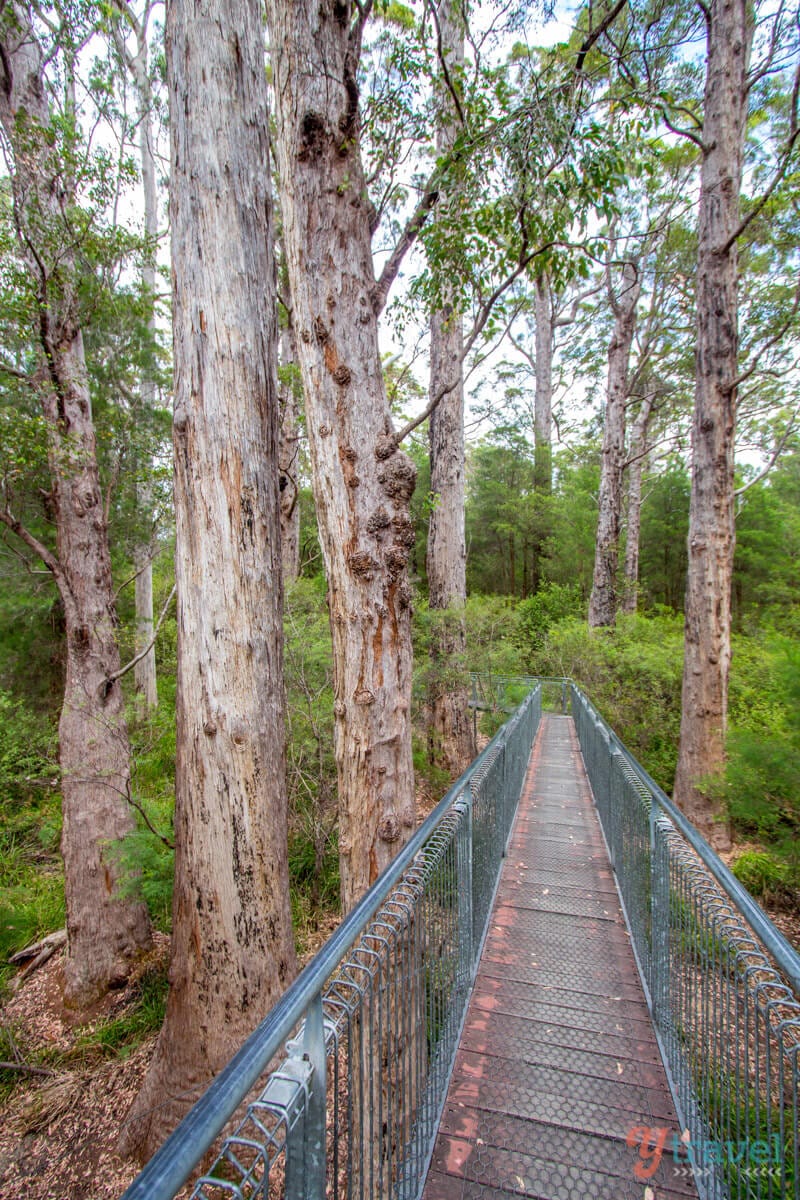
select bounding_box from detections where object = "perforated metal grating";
[421,714,699,1200]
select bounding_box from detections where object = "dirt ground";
[1,888,798,1200]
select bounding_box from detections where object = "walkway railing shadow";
[121,683,542,1200]
[573,684,800,1200]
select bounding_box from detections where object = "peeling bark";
[267,1,418,911]
[0,3,152,1009]
[588,259,642,628]
[120,0,296,1158]
[673,0,752,849]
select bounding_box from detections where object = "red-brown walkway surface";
[422,714,699,1200]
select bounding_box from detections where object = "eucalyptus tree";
[120,0,297,1158]
[588,247,644,627]
[108,0,165,709]
[669,0,800,845]
[426,0,475,776]
[0,1,153,1007]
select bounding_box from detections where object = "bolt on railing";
[572,684,800,1200]
[121,683,541,1200]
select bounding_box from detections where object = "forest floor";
[0,880,798,1200]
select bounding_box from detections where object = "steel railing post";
[457,794,474,983]
[303,994,327,1200]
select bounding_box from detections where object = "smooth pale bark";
[278,324,301,582]
[267,0,417,911]
[588,260,642,628]
[427,0,475,777]
[533,272,554,495]
[620,394,654,615]
[132,16,159,710]
[121,0,296,1159]
[673,0,751,848]
[0,6,152,1007]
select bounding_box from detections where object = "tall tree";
[588,252,643,627]
[0,1,152,1008]
[121,0,296,1157]
[672,0,753,847]
[110,0,163,710]
[266,0,421,909]
[426,0,475,776]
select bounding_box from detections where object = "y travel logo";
[626,1125,784,1184]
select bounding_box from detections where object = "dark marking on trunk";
[313,315,329,343]
[298,111,328,163]
[347,550,378,579]
[378,812,401,843]
[366,506,390,534]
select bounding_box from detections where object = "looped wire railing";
[572,684,800,1200]
[122,682,542,1200]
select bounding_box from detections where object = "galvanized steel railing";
[121,683,541,1200]
[572,684,800,1200]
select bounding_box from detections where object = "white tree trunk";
[121,0,296,1158]
[267,0,417,910]
[427,0,475,777]
[0,5,152,1008]
[133,34,159,710]
[533,271,554,495]
[588,260,641,628]
[620,394,654,616]
[673,0,751,848]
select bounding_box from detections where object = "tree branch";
[575,0,629,74]
[107,583,175,684]
[370,175,440,316]
[735,421,796,498]
[0,505,62,582]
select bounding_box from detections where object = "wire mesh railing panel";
[572,685,800,1200]
[122,684,541,1200]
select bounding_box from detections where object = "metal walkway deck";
[422,714,699,1200]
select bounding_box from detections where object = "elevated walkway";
[423,715,698,1200]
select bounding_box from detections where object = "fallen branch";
[0,1061,56,1077]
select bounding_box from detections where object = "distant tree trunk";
[133,38,159,710]
[0,5,152,1008]
[427,0,475,778]
[120,0,297,1159]
[112,0,160,710]
[673,0,751,849]
[620,393,654,615]
[533,271,554,495]
[266,0,418,911]
[278,323,301,583]
[588,259,641,628]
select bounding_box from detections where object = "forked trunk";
[121,0,296,1158]
[267,0,417,911]
[427,0,475,778]
[588,260,641,628]
[673,0,751,849]
[0,4,152,1009]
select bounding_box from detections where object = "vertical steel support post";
[303,995,327,1200]
[649,797,669,1030]
[457,795,474,984]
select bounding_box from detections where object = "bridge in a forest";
[122,681,800,1200]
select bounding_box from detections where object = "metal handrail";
[572,683,800,1200]
[121,682,542,1200]
[571,684,800,994]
